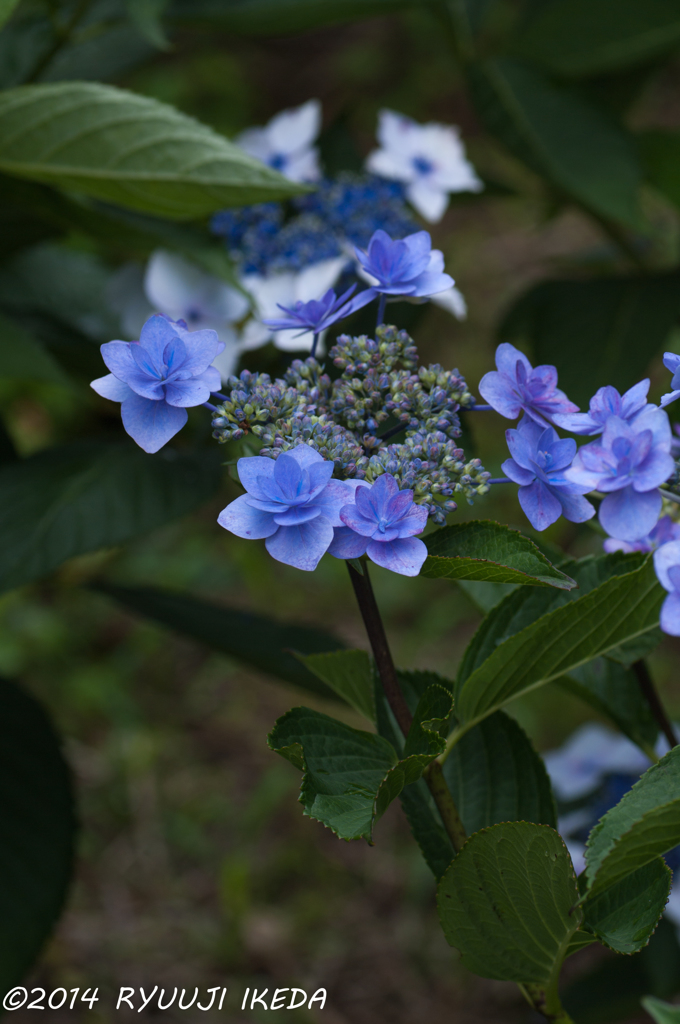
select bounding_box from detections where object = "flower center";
[269,153,287,171]
[412,155,434,176]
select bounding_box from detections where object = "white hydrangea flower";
[542,722,651,802]
[366,109,483,223]
[235,99,322,183]
[240,256,347,353]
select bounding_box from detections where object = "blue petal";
[273,506,321,526]
[138,314,179,370]
[90,374,133,402]
[218,493,278,539]
[175,327,223,375]
[273,453,303,501]
[286,443,325,470]
[328,527,369,559]
[120,393,187,453]
[237,456,276,499]
[518,479,562,531]
[599,485,661,542]
[660,592,680,636]
[366,536,428,576]
[164,375,213,408]
[312,479,356,528]
[265,516,334,571]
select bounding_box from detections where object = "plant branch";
[632,659,676,749]
[346,561,467,852]
[26,0,93,83]
[520,984,575,1024]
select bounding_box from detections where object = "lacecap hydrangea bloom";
[653,540,680,636]
[355,230,453,301]
[502,416,595,531]
[91,314,223,453]
[261,285,375,353]
[366,109,483,223]
[553,380,651,436]
[565,406,675,542]
[603,514,680,554]
[479,343,578,428]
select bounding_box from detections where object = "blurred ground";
[3,10,680,1024]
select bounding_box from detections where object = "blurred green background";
[3,5,680,1022]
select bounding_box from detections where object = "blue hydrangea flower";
[566,407,675,542]
[294,173,419,249]
[354,230,453,298]
[262,285,375,337]
[603,514,680,554]
[479,343,578,429]
[554,380,651,436]
[217,445,354,571]
[502,416,595,531]
[661,352,680,408]
[91,314,223,454]
[654,540,680,636]
[328,473,428,576]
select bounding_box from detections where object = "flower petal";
[90,374,133,402]
[328,526,370,560]
[312,480,357,528]
[518,479,562,531]
[237,456,276,498]
[654,540,680,593]
[661,592,680,636]
[555,490,596,524]
[501,457,535,486]
[366,536,428,576]
[163,375,213,407]
[599,485,662,542]
[273,505,321,526]
[478,371,522,419]
[120,393,187,453]
[265,515,334,571]
[218,493,278,539]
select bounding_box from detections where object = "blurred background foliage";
[2,1,680,1021]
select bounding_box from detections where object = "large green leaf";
[582,859,671,955]
[514,0,680,78]
[585,747,680,894]
[95,583,346,701]
[499,272,680,409]
[453,556,663,732]
[0,678,76,997]
[443,710,556,834]
[167,0,429,34]
[295,650,375,721]
[467,57,641,228]
[0,83,304,220]
[643,997,680,1023]
[437,822,581,982]
[422,520,576,589]
[0,0,20,30]
[268,688,451,841]
[0,312,70,385]
[0,441,223,592]
[558,658,658,753]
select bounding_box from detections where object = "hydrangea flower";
[328,473,428,576]
[661,351,680,409]
[235,99,322,183]
[543,722,651,802]
[603,514,680,553]
[366,109,483,223]
[566,407,674,542]
[553,380,651,436]
[354,230,453,299]
[91,315,223,453]
[261,285,375,344]
[654,540,680,636]
[502,416,595,531]
[479,343,578,428]
[217,445,354,571]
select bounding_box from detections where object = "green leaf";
[95,583,346,701]
[167,0,429,34]
[499,272,680,409]
[558,658,658,753]
[0,312,70,385]
[582,859,671,954]
[422,519,576,589]
[0,82,304,220]
[125,0,171,49]
[437,822,581,982]
[443,710,557,834]
[640,131,680,214]
[294,650,375,721]
[0,677,76,996]
[0,441,223,592]
[642,996,680,1023]
[514,0,680,78]
[453,556,663,731]
[267,704,441,841]
[0,0,20,31]
[467,57,641,228]
[585,747,680,894]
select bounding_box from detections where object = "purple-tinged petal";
[552,411,602,436]
[390,505,428,538]
[273,505,321,526]
[410,269,455,297]
[328,527,369,560]
[194,365,222,393]
[663,352,680,376]
[120,393,187,453]
[366,536,428,576]
[502,458,536,486]
[669,565,680,591]
[554,490,596,524]
[518,479,563,531]
[495,342,532,377]
[285,443,325,470]
[218,493,278,539]
[478,371,522,419]
[660,592,680,636]
[621,379,651,419]
[312,480,356,527]
[265,516,334,571]
[273,453,303,501]
[175,328,223,375]
[660,389,680,409]
[100,340,139,382]
[546,437,577,472]
[530,364,558,391]
[245,496,286,513]
[599,485,662,542]
[505,420,544,470]
[340,504,379,538]
[90,374,133,402]
[138,314,179,370]
[654,540,680,592]
[305,460,335,500]
[631,448,676,491]
[236,456,276,498]
[163,375,213,407]
[385,490,415,522]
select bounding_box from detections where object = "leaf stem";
[632,659,676,749]
[376,294,387,329]
[25,0,93,82]
[520,984,575,1023]
[346,561,467,851]
[660,488,680,505]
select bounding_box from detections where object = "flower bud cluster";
[211,325,489,520]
